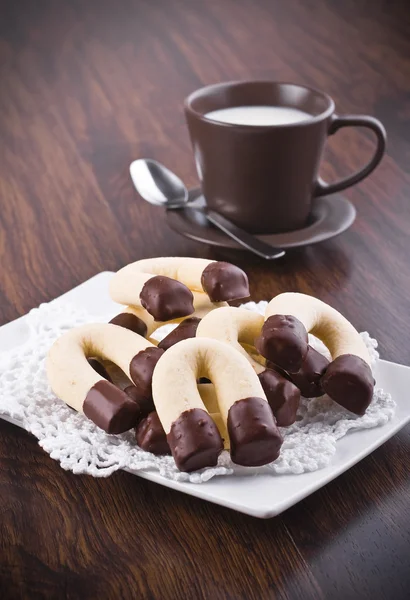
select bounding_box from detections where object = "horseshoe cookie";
[109,257,249,321]
[47,323,164,433]
[256,293,374,414]
[197,306,301,425]
[152,337,282,472]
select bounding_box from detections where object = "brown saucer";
[166,189,356,250]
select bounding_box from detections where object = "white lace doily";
[0,299,395,483]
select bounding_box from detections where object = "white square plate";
[1,272,409,518]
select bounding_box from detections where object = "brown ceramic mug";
[184,81,386,234]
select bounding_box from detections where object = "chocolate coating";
[87,358,112,383]
[167,408,223,472]
[135,411,171,455]
[321,354,374,415]
[140,275,194,321]
[83,380,141,434]
[129,347,164,398]
[288,345,330,398]
[227,397,283,466]
[158,317,201,351]
[255,314,309,373]
[265,361,290,379]
[124,385,155,417]
[110,312,147,337]
[258,369,301,426]
[201,261,250,302]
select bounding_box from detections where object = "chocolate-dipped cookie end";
[289,345,330,398]
[258,369,301,426]
[158,317,201,351]
[124,385,155,417]
[129,347,164,398]
[255,314,308,373]
[135,411,171,455]
[227,397,283,466]
[110,312,148,337]
[140,276,194,321]
[201,262,250,302]
[167,409,223,472]
[84,380,141,434]
[322,354,374,415]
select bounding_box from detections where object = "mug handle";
[315,114,386,197]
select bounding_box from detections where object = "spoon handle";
[203,209,285,260]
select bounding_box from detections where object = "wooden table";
[1,1,409,598]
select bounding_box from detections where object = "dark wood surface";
[1,1,409,598]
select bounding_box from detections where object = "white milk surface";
[205,105,311,126]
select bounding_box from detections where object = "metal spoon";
[129,159,285,260]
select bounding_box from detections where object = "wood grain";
[1,0,410,598]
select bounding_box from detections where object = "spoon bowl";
[130,159,188,208]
